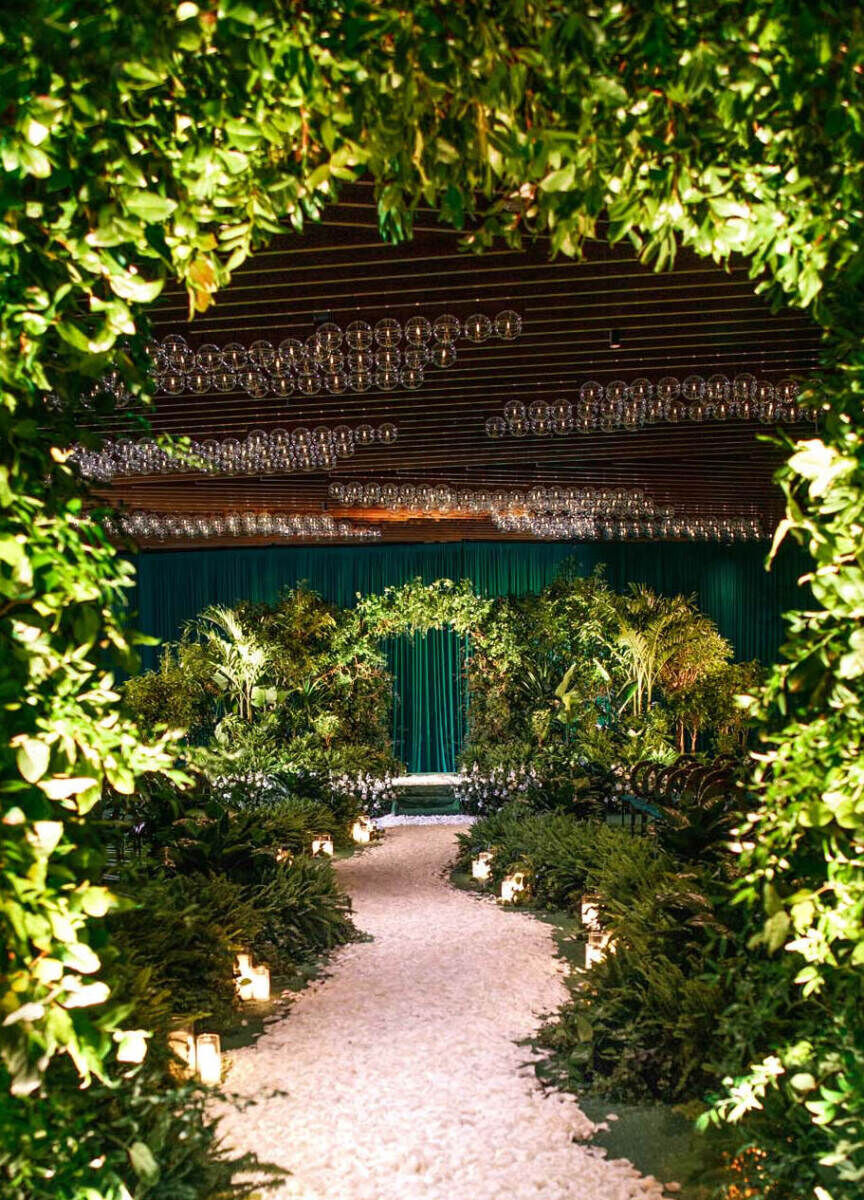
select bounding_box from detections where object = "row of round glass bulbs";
[484,374,805,439]
[328,479,658,515]
[147,310,521,398]
[71,421,399,481]
[492,512,766,541]
[103,511,382,542]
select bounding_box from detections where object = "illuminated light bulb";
[433,313,460,343]
[472,851,493,881]
[463,312,492,342]
[374,317,401,347]
[494,310,521,340]
[194,1033,222,1085]
[405,315,432,345]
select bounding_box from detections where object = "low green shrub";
[252,856,358,971]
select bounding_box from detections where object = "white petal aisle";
[218,825,668,1200]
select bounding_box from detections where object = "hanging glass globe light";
[485,415,507,439]
[354,423,376,445]
[187,370,210,394]
[350,371,373,392]
[211,370,236,393]
[629,377,653,403]
[401,367,424,390]
[656,375,681,402]
[405,315,432,345]
[527,400,549,423]
[494,310,521,340]
[375,369,399,391]
[248,339,275,369]
[509,416,528,438]
[221,342,247,371]
[404,346,429,370]
[348,349,375,373]
[430,344,457,368]
[776,377,799,403]
[377,421,398,444]
[320,348,345,372]
[606,380,629,405]
[682,374,706,401]
[241,371,270,398]
[291,426,311,448]
[733,372,756,401]
[433,314,460,343]
[374,317,402,347]
[375,347,401,369]
[380,482,399,504]
[345,319,373,350]
[195,343,221,372]
[277,337,305,366]
[706,373,730,402]
[296,369,321,394]
[579,380,604,406]
[161,371,186,395]
[315,321,342,351]
[754,379,775,404]
[463,312,492,342]
[271,375,294,397]
[325,371,348,394]
[503,399,526,425]
[550,399,572,424]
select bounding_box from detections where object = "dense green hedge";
[2,3,863,1197]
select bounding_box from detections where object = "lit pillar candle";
[499,871,526,903]
[351,816,372,844]
[235,952,254,1000]
[585,930,614,968]
[581,893,601,931]
[250,964,270,1001]
[471,851,493,880]
[195,1033,222,1085]
[312,834,334,856]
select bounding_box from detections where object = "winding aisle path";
[220,825,667,1200]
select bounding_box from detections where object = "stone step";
[392,776,460,816]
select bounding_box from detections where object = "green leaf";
[129,1142,160,1184]
[16,736,50,783]
[122,192,178,223]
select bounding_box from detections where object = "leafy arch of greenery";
[1,3,863,1197]
[351,577,494,639]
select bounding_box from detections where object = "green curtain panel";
[385,629,469,773]
[131,540,808,770]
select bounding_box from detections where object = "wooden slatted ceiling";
[96,181,822,543]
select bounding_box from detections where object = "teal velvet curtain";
[131,540,807,770]
[385,629,469,772]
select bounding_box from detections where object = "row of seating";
[612,753,741,832]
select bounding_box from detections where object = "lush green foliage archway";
[3,3,864,1197]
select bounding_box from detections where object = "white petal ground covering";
[218,825,670,1200]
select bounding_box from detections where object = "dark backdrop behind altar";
[133,542,805,744]
[134,539,804,666]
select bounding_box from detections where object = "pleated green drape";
[385,629,469,772]
[131,539,807,769]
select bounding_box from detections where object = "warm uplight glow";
[115,1029,149,1063]
[195,1033,222,1084]
[585,930,614,969]
[250,964,271,1001]
[352,815,373,844]
[472,851,493,880]
[581,893,601,930]
[499,871,526,903]
[312,833,334,856]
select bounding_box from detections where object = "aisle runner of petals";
[218,825,671,1200]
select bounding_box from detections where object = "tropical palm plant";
[613,586,718,717]
[189,604,273,723]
